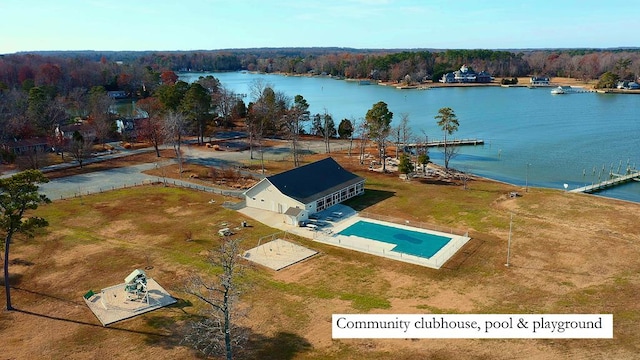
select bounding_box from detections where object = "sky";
[1,0,638,54]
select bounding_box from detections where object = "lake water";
[180,72,640,203]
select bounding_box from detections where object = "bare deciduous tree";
[0,90,24,134]
[183,238,247,360]
[580,54,602,81]
[525,52,548,76]
[88,86,114,148]
[321,110,335,154]
[69,130,94,168]
[136,97,165,157]
[355,118,369,166]
[392,113,411,159]
[44,96,69,134]
[398,113,413,150]
[286,95,310,167]
[246,79,272,161]
[65,88,90,119]
[213,86,239,129]
[163,111,187,175]
[17,145,49,170]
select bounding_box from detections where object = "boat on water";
[551,86,570,94]
[550,85,592,95]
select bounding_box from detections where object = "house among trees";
[107,90,127,99]
[243,157,365,226]
[616,81,640,90]
[55,121,97,141]
[530,76,551,86]
[440,65,492,83]
[0,137,50,155]
[116,117,147,139]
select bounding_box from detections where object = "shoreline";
[451,166,640,205]
[327,143,640,205]
[177,72,640,203]
[185,70,640,94]
[188,71,599,90]
[420,161,640,205]
[375,76,598,90]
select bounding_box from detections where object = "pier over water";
[570,171,640,194]
[405,139,484,149]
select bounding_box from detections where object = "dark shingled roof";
[267,157,364,204]
[284,207,303,216]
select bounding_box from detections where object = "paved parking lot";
[27,137,352,201]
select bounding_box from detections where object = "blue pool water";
[338,220,452,258]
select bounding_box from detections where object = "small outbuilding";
[243,157,365,225]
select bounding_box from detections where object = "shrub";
[500,78,518,85]
[0,149,16,164]
[209,167,218,180]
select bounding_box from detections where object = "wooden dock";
[570,171,640,193]
[405,138,484,148]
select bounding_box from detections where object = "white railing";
[54,178,245,200]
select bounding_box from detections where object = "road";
[36,138,354,200]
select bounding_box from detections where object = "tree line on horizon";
[2,47,640,91]
[0,47,639,170]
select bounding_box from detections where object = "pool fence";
[52,178,245,201]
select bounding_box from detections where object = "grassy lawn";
[2,154,640,359]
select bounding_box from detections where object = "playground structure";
[83,269,176,326]
[124,269,149,304]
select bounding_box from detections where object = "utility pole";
[526,163,531,192]
[505,213,513,267]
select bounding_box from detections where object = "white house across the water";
[440,65,492,83]
[243,157,365,226]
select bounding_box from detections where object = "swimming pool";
[338,220,453,258]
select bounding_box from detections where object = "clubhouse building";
[243,157,365,225]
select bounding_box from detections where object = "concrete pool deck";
[238,205,470,269]
[313,217,471,269]
[238,203,357,235]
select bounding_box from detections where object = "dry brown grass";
[144,163,259,190]
[1,146,639,359]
